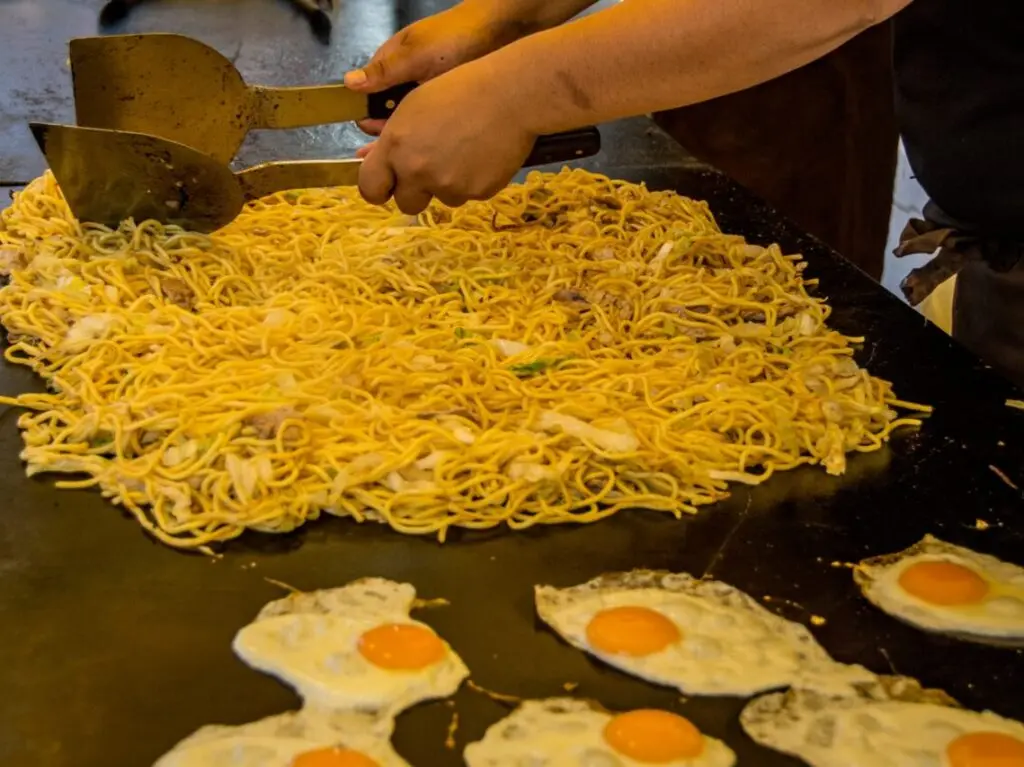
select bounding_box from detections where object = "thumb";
[345,32,423,92]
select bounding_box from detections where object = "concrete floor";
[883,144,933,298]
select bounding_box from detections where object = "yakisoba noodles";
[0,169,927,550]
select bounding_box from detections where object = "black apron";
[896,204,1024,387]
[893,0,1024,386]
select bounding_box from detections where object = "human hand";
[344,2,536,135]
[356,62,536,214]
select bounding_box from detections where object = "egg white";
[233,578,469,717]
[536,570,872,696]
[464,698,735,767]
[741,675,1024,767]
[854,536,1024,642]
[152,707,406,767]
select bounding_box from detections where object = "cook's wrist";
[470,39,571,139]
[456,53,542,141]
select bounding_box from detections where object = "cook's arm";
[357,0,915,213]
[467,0,603,31]
[344,0,602,132]
[476,0,914,134]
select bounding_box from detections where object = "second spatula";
[30,123,601,233]
[69,33,419,164]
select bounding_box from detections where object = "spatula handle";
[237,128,601,200]
[524,127,601,167]
[366,82,419,120]
[238,159,363,200]
[365,91,603,165]
[368,94,602,166]
[250,82,418,130]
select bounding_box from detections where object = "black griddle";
[2,163,1023,767]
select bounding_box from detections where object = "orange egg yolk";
[358,623,447,670]
[585,606,681,656]
[947,731,1024,767]
[897,560,990,605]
[291,747,379,767]
[603,709,704,763]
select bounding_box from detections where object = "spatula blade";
[30,123,244,233]
[69,33,252,164]
[69,33,416,164]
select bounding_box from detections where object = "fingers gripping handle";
[366,82,420,119]
[365,81,601,167]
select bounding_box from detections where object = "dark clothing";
[956,258,1024,387]
[895,204,1024,387]
[894,0,1024,386]
[894,0,1024,240]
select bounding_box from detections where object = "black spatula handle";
[366,82,420,119]
[524,127,601,167]
[367,83,601,167]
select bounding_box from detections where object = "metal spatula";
[29,123,601,233]
[69,33,419,164]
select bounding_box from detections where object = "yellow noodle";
[0,169,927,549]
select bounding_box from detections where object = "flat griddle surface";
[2,165,1023,767]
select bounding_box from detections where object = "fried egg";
[233,578,468,716]
[854,536,1024,644]
[464,698,735,767]
[153,707,407,767]
[741,675,1024,767]
[536,570,872,696]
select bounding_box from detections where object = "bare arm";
[345,0,600,92]
[474,0,913,134]
[466,0,602,32]
[358,0,914,213]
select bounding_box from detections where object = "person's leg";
[653,23,898,281]
[954,261,1024,388]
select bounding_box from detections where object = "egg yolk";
[291,747,379,767]
[585,606,681,656]
[603,709,704,763]
[358,623,447,670]
[947,731,1024,767]
[897,560,990,605]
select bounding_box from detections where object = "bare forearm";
[466,0,601,31]
[474,0,911,133]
